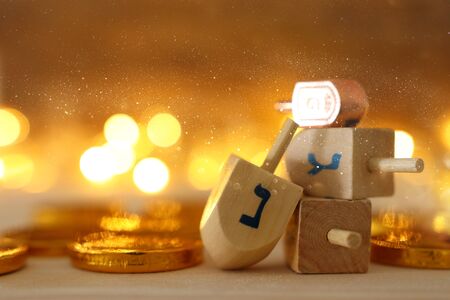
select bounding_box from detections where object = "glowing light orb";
[0,109,22,147]
[104,114,140,146]
[147,113,181,148]
[133,158,169,193]
[188,157,221,190]
[395,130,415,158]
[105,144,136,175]
[0,154,35,189]
[433,212,449,234]
[80,146,115,183]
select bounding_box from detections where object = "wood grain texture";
[201,155,303,269]
[285,128,396,199]
[284,197,371,274]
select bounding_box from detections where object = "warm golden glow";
[0,159,4,179]
[147,200,182,218]
[80,146,115,183]
[141,218,181,232]
[0,108,21,147]
[104,144,136,175]
[24,161,57,194]
[250,150,268,166]
[188,156,221,190]
[100,213,141,232]
[104,114,140,146]
[0,154,35,189]
[133,157,169,193]
[147,113,181,148]
[395,130,415,158]
[443,119,450,150]
[433,212,449,234]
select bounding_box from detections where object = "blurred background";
[0,0,448,227]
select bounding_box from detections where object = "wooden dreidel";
[284,197,371,274]
[200,119,303,269]
[285,128,424,200]
[275,79,369,128]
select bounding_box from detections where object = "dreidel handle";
[327,228,362,249]
[368,158,424,173]
[262,118,298,173]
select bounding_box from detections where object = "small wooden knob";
[368,158,424,173]
[327,228,362,249]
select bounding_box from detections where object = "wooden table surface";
[1,196,449,300]
[1,246,449,300]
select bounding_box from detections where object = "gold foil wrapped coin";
[5,227,90,256]
[371,232,450,269]
[68,231,203,273]
[0,238,28,275]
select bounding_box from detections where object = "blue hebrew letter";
[239,184,271,229]
[307,153,342,175]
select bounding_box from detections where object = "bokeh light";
[104,144,136,175]
[433,212,449,234]
[395,130,415,158]
[104,114,140,146]
[80,146,115,183]
[0,154,35,189]
[147,113,181,148]
[133,157,169,193]
[0,108,29,147]
[188,157,221,190]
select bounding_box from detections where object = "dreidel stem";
[327,228,362,249]
[368,158,424,173]
[262,119,298,173]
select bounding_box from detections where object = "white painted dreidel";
[200,119,303,269]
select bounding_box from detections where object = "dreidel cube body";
[285,128,424,200]
[200,119,303,269]
[284,197,371,274]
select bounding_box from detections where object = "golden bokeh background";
[0,1,448,214]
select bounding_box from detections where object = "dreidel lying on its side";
[200,119,303,269]
[285,128,424,200]
[275,79,369,128]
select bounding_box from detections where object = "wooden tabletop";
[1,245,449,300]
[1,195,449,300]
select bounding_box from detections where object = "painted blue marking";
[239,184,271,229]
[307,153,342,175]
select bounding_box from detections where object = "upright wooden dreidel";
[285,197,371,274]
[200,119,303,269]
[285,128,424,199]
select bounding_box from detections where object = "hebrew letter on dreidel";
[286,128,425,199]
[307,153,342,175]
[239,184,271,229]
[200,119,303,269]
